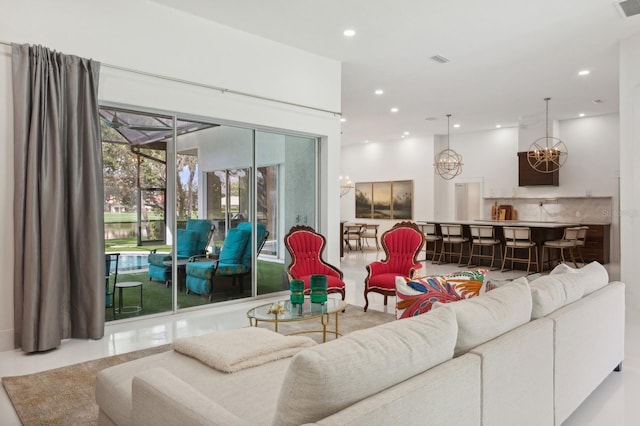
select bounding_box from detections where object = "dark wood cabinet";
[580,224,610,264]
[517,152,559,186]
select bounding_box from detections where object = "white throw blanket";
[172,327,316,373]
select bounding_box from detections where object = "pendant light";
[527,97,568,173]
[434,114,463,180]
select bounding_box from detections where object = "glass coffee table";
[247,297,347,342]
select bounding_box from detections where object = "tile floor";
[0,247,637,425]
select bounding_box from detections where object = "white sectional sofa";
[95,261,624,426]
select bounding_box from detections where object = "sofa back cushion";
[435,277,532,356]
[272,307,458,426]
[529,273,584,319]
[549,261,609,295]
[578,261,609,295]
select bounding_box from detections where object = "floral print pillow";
[395,269,488,319]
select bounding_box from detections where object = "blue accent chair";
[185,222,268,301]
[148,219,212,283]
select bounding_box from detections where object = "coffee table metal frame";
[247,297,347,343]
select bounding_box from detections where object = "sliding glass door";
[102,104,319,321]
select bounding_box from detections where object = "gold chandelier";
[527,97,568,173]
[434,114,463,180]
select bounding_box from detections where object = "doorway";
[455,182,481,221]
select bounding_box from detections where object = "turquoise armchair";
[185,222,268,301]
[148,219,212,283]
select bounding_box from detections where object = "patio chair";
[147,219,213,284]
[185,222,268,301]
[364,221,425,312]
[105,253,120,318]
[284,225,346,300]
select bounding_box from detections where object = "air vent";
[424,117,437,121]
[430,55,450,64]
[615,0,640,17]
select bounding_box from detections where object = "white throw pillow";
[272,307,458,426]
[529,273,585,319]
[434,278,532,356]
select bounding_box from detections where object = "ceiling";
[151,0,640,145]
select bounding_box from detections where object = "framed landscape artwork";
[355,180,413,220]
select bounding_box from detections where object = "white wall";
[0,0,341,351]
[435,127,519,220]
[620,32,640,318]
[340,136,435,236]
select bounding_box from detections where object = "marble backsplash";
[483,197,613,224]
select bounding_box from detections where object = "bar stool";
[467,225,502,270]
[542,226,580,269]
[437,224,469,266]
[422,223,443,263]
[574,226,589,266]
[501,226,539,275]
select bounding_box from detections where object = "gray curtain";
[12,44,104,353]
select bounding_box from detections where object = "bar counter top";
[428,219,611,227]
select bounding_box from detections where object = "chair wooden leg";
[363,289,369,312]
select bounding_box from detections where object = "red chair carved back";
[284,225,345,299]
[363,221,425,311]
[379,223,425,272]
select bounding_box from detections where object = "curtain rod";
[0,40,342,117]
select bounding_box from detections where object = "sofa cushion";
[272,307,458,426]
[434,277,532,356]
[395,269,487,319]
[550,261,609,295]
[578,261,609,295]
[484,275,528,292]
[529,273,585,319]
[176,229,200,257]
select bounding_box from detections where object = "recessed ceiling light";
[496,124,501,128]
[578,70,590,76]
[453,123,460,128]
[364,140,369,144]
[390,107,399,113]
[404,131,410,135]
[340,117,346,122]
[579,113,585,117]
[343,29,356,37]
[375,89,384,95]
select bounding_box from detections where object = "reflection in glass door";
[255,131,317,296]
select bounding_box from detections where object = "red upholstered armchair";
[364,221,425,311]
[284,225,346,299]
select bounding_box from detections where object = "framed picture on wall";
[355,180,413,220]
[392,180,413,219]
[355,182,373,218]
[372,181,392,219]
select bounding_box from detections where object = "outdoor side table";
[115,281,143,318]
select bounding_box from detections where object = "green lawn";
[105,259,286,321]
